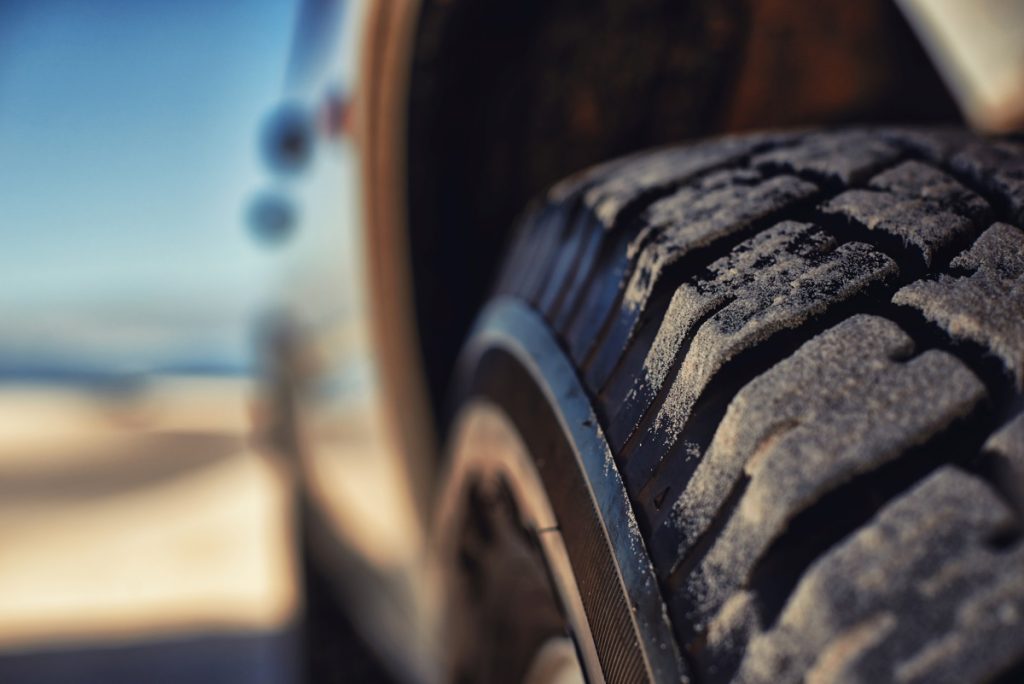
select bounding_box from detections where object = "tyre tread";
[498,128,1024,682]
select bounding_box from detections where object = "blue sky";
[0,0,307,375]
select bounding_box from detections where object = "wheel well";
[403,0,960,425]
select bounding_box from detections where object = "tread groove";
[590,188,829,396]
[613,298,734,462]
[636,286,898,533]
[489,128,1024,684]
[746,405,995,631]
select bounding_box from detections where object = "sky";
[0,0,326,376]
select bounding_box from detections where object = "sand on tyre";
[437,128,1024,683]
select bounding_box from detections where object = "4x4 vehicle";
[286,1,1024,682]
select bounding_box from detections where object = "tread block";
[579,133,797,228]
[857,568,1024,684]
[586,170,819,390]
[735,467,1021,684]
[551,136,811,355]
[820,190,973,267]
[564,230,636,363]
[949,139,1024,225]
[983,412,1024,513]
[879,127,975,164]
[536,210,591,311]
[752,130,903,186]
[819,161,989,267]
[517,206,576,302]
[868,160,990,223]
[607,220,832,450]
[610,223,896,461]
[893,222,1024,387]
[548,214,605,326]
[986,413,1024,465]
[650,239,895,444]
[667,316,985,630]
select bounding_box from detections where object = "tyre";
[437,128,1024,683]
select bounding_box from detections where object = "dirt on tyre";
[441,128,1024,684]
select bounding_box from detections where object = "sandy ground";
[0,378,300,681]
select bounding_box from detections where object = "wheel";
[437,128,1024,683]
